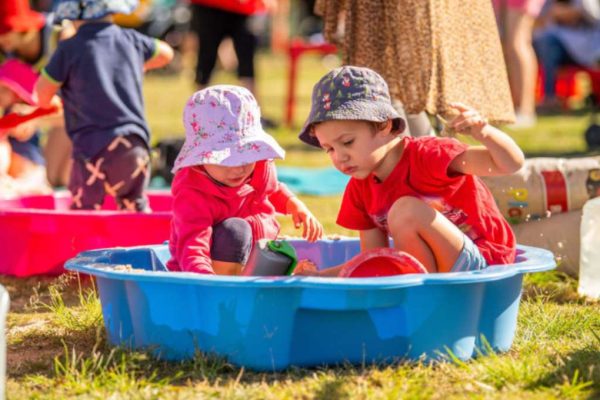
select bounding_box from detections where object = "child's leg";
[211,218,253,276]
[102,135,151,212]
[450,235,488,272]
[44,125,72,187]
[386,196,465,273]
[68,155,108,210]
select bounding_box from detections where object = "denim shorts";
[450,235,489,272]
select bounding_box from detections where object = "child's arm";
[295,228,387,276]
[144,39,174,71]
[447,102,525,177]
[269,181,324,242]
[34,74,62,110]
[285,197,324,242]
[171,189,216,274]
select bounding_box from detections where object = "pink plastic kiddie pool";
[0,190,172,276]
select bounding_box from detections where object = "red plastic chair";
[285,39,337,126]
[537,65,600,107]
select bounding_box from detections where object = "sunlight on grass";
[29,274,103,332]
[7,51,600,399]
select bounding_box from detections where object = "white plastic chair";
[0,284,8,400]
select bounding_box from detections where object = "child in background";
[297,66,524,275]
[167,85,323,275]
[34,0,174,210]
[0,59,53,197]
[0,0,73,188]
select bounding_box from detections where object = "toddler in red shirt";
[167,85,323,275]
[297,66,524,274]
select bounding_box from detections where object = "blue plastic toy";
[66,238,555,371]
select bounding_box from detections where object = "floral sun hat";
[172,85,285,173]
[0,59,39,106]
[298,65,406,148]
[53,0,138,24]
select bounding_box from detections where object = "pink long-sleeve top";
[166,160,295,274]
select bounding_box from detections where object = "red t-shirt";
[337,136,516,265]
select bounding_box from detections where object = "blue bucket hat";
[54,0,138,24]
[299,66,406,148]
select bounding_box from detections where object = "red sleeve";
[413,137,469,184]
[268,182,295,214]
[336,179,376,230]
[170,187,215,274]
[265,161,295,214]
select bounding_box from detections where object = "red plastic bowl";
[338,248,427,278]
[0,190,172,277]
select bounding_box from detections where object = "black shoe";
[260,117,278,129]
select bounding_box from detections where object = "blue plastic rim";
[66,239,556,371]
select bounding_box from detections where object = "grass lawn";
[3,52,600,399]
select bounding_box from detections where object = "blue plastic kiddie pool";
[66,238,555,371]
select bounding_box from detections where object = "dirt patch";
[7,316,103,377]
[0,273,96,313]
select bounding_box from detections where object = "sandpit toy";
[0,105,59,132]
[66,238,555,371]
[338,247,427,277]
[242,239,298,276]
[0,191,171,276]
[481,157,600,223]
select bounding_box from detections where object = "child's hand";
[447,102,489,140]
[49,96,64,113]
[286,197,324,242]
[293,259,319,276]
[9,121,37,141]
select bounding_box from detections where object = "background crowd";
[1,0,599,195]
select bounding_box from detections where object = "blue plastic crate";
[66,239,555,371]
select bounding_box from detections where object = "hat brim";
[0,78,36,105]
[298,100,405,147]
[0,60,38,105]
[172,131,285,173]
[53,0,138,24]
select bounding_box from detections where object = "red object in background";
[0,0,45,35]
[0,106,58,132]
[536,65,600,107]
[285,39,337,126]
[0,191,172,277]
[188,0,266,15]
[338,248,427,278]
[540,170,569,213]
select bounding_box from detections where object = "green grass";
[4,52,600,399]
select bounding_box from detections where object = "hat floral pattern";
[299,66,405,147]
[173,85,285,172]
[54,0,138,23]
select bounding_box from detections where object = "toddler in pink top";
[167,85,323,275]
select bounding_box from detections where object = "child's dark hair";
[308,119,405,140]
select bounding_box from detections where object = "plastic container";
[243,239,298,276]
[66,238,555,371]
[0,191,172,277]
[0,285,8,400]
[579,197,600,298]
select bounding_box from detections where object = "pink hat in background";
[0,59,39,106]
[173,85,285,173]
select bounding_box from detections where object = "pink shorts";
[492,0,546,17]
